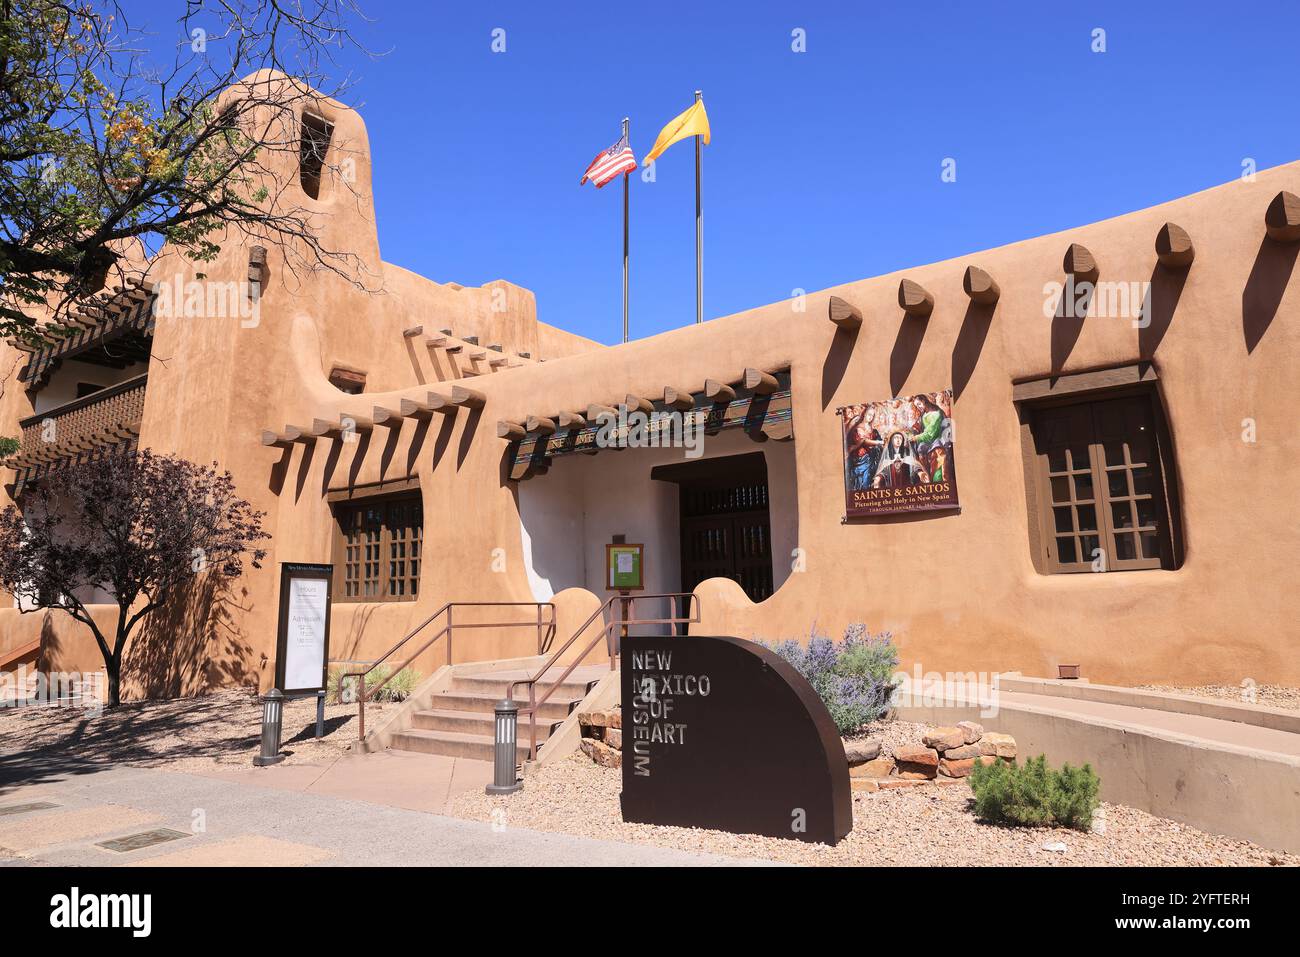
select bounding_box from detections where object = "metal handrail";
[507,593,701,760]
[342,601,555,740]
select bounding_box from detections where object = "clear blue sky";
[144,1,1300,344]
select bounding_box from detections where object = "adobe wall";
[3,75,1297,696]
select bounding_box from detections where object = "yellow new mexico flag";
[642,98,711,165]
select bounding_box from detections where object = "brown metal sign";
[620,634,852,845]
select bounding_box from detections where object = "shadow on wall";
[126,574,261,699]
[1139,262,1187,359]
[889,313,929,396]
[950,301,996,401]
[1242,236,1298,354]
[330,603,379,663]
[35,612,62,673]
[821,325,857,411]
[1050,279,1093,378]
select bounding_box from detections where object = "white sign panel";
[284,576,329,691]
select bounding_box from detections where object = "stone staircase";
[389,663,609,761]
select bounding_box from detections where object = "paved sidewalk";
[196,749,498,815]
[0,761,772,867]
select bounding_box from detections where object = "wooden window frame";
[1017,367,1183,575]
[330,491,423,603]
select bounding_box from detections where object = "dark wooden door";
[678,476,775,603]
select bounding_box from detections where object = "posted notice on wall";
[283,575,328,691]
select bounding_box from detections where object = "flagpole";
[694,89,703,325]
[622,116,630,344]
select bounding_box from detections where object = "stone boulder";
[941,743,983,761]
[922,726,967,751]
[849,756,895,779]
[894,745,939,779]
[579,738,621,769]
[979,732,1017,759]
[843,739,882,765]
[956,720,984,744]
[940,754,1001,778]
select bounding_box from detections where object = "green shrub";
[762,623,899,735]
[324,665,420,704]
[969,754,1101,830]
[1052,761,1102,829]
[379,666,421,702]
[0,436,17,458]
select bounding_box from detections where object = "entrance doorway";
[652,452,775,604]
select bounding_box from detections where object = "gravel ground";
[0,688,374,772]
[452,743,1298,868]
[1138,684,1300,711]
[848,719,928,758]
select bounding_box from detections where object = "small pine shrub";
[970,753,1101,830]
[762,623,899,735]
[1052,761,1102,829]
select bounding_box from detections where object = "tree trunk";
[106,654,122,708]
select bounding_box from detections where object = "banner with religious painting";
[839,389,959,517]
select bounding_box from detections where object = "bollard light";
[253,688,286,767]
[485,698,523,794]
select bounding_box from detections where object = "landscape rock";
[604,727,623,750]
[1042,841,1068,854]
[922,726,967,751]
[850,778,880,793]
[940,757,989,777]
[843,739,882,764]
[978,732,1017,759]
[876,778,928,790]
[956,720,984,744]
[849,756,895,779]
[606,707,622,730]
[578,711,604,728]
[942,743,982,760]
[579,737,621,769]
[893,745,939,768]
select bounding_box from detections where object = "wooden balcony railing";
[5,374,148,472]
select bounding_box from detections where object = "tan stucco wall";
[3,77,1298,697]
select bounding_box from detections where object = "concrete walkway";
[0,760,770,867]
[197,750,499,815]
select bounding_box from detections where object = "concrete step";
[448,672,601,700]
[429,691,578,722]
[389,728,532,762]
[412,708,563,743]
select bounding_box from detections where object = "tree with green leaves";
[0,0,374,343]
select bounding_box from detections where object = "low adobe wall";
[895,696,1300,854]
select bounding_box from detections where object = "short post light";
[253,688,286,767]
[486,698,523,794]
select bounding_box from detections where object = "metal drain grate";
[0,802,59,816]
[96,828,191,853]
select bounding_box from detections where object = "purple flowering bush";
[763,623,899,735]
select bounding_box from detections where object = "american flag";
[580,134,636,188]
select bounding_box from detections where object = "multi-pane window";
[1029,393,1177,573]
[333,494,422,601]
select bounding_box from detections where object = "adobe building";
[2,74,1299,708]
